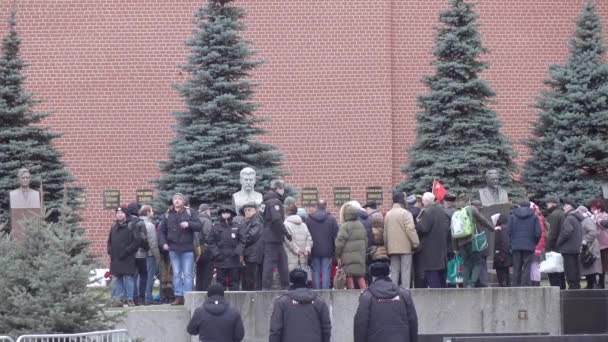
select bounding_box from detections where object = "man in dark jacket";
[107,206,141,307]
[556,199,584,290]
[508,200,542,286]
[158,193,202,305]
[187,283,245,342]
[261,180,293,290]
[236,203,263,291]
[544,196,566,289]
[195,204,214,291]
[269,269,332,342]
[127,201,148,305]
[209,206,242,291]
[416,192,450,288]
[306,200,339,289]
[354,261,418,342]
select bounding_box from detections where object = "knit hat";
[172,193,185,202]
[115,206,127,214]
[289,269,308,288]
[563,198,577,208]
[127,201,141,216]
[296,207,308,220]
[198,203,210,212]
[207,283,224,297]
[406,195,417,205]
[545,196,560,205]
[369,261,390,278]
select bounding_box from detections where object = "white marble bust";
[9,168,40,209]
[232,167,263,214]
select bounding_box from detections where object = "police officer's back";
[187,283,244,342]
[354,262,418,342]
[269,269,331,342]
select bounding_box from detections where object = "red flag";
[432,180,446,203]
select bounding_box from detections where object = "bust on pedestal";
[478,169,509,207]
[232,167,263,216]
[9,168,42,241]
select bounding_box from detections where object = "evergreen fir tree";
[0,207,115,337]
[400,0,517,196]
[523,1,608,203]
[0,11,80,233]
[154,0,282,211]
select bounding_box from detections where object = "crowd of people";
[106,178,608,308]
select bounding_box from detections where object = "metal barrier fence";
[0,336,15,342]
[15,329,131,342]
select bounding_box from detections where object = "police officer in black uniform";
[261,180,293,290]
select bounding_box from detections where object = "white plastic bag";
[539,251,564,273]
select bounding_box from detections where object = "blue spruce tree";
[0,11,80,235]
[155,0,282,210]
[523,1,608,203]
[401,0,517,196]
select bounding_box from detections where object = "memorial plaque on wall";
[366,186,383,205]
[136,189,154,205]
[301,187,319,207]
[103,190,120,209]
[333,187,351,207]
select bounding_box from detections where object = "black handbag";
[581,245,596,268]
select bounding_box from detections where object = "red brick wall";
[1,1,603,260]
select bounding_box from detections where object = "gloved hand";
[285,231,293,241]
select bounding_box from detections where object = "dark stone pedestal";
[561,290,608,334]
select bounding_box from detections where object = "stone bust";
[9,168,41,209]
[232,167,263,215]
[478,169,509,207]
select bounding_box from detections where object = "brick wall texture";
[1,0,604,259]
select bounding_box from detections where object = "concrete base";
[184,287,561,342]
[110,306,191,342]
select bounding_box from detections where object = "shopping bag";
[539,251,564,273]
[333,267,346,289]
[530,259,541,282]
[446,255,463,284]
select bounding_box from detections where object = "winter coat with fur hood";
[283,214,313,271]
[335,205,368,277]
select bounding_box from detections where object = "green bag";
[471,230,488,252]
[447,255,463,284]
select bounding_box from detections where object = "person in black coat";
[209,206,242,291]
[557,199,584,290]
[261,180,293,290]
[493,213,511,287]
[354,261,418,342]
[544,196,566,289]
[416,193,450,288]
[508,200,541,286]
[236,203,263,291]
[269,269,331,342]
[187,283,245,342]
[107,206,141,307]
[306,200,339,289]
